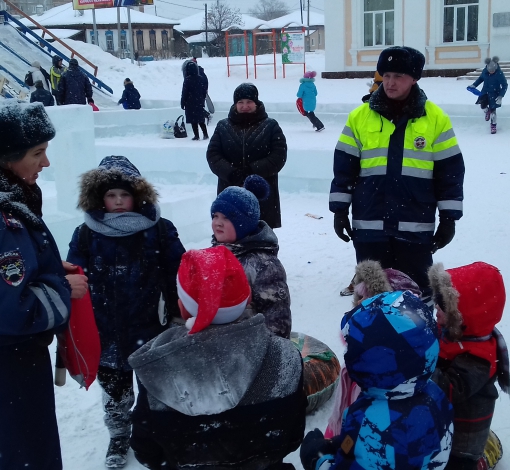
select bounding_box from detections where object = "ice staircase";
[0,9,113,100]
[457,61,510,80]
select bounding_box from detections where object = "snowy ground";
[20,45,508,469]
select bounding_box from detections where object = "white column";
[324,0,345,72]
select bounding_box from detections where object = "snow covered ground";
[15,44,508,469]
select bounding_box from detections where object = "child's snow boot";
[316,126,325,132]
[491,123,497,134]
[105,437,130,468]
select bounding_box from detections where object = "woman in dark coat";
[181,61,208,140]
[206,83,287,229]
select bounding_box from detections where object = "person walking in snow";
[467,56,508,134]
[207,83,287,229]
[0,102,88,470]
[330,46,465,301]
[297,70,324,131]
[66,155,185,468]
[182,57,212,124]
[181,60,208,140]
[429,262,509,470]
[129,246,307,470]
[29,60,50,92]
[210,175,292,339]
[118,78,141,109]
[58,58,94,106]
[30,79,55,107]
[50,55,67,105]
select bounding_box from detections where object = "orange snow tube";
[291,332,341,413]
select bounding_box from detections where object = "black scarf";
[228,102,269,126]
[0,167,43,228]
[369,83,428,123]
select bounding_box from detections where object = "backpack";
[174,115,187,138]
[24,71,34,87]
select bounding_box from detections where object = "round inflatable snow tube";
[290,332,341,413]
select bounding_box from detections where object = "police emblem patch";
[0,251,25,286]
[414,136,426,149]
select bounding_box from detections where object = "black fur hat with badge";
[377,46,426,80]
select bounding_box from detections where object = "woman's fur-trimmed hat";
[78,155,158,212]
[352,260,422,305]
[0,102,56,163]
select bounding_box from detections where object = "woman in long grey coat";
[206,83,287,229]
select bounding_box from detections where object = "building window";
[136,30,144,51]
[89,30,95,45]
[363,0,394,47]
[443,0,478,43]
[120,30,127,50]
[149,29,156,50]
[161,30,169,49]
[311,37,315,46]
[318,32,321,45]
[105,30,114,52]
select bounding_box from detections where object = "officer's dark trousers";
[353,237,433,298]
[0,340,62,470]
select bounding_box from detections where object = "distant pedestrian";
[296,71,324,131]
[30,80,54,107]
[29,61,50,91]
[50,56,67,105]
[182,57,212,124]
[58,58,93,106]
[181,60,208,140]
[467,56,508,134]
[118,78,141,109]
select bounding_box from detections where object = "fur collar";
[369,83,427,121]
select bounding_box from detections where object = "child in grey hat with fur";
[467,57,508,134]
[67,155,185,468]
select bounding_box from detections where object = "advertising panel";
[281,31,305,64]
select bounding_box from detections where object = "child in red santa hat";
[129,246,306,470]
[428,261,509,470]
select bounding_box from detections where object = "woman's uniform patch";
[0,251,25,286]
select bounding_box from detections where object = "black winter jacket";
[206,103,287,228]
[118,82,141,109]
[213,221,291,338]
[180,61,207,124]
[30,87,55,107]
[129,314,307,470]
[57,64,93,105]
[67,219,185,370]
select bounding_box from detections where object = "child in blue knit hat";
[210,175,292,338]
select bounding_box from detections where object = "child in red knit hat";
[428,262,509,470]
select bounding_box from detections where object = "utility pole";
[307,0,310,52]
[205,3,208,57]
[299,0,303,24]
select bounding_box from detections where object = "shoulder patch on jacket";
[0,251,25,286]
[2,213,24,229]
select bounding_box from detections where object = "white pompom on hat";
[177,246,251,335]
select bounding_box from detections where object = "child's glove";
[467,84,476,89]
[334,212,353,243]
[87,98,94,104]
[300,429,336,470]
[432,217,455,254]
[495,96,503,105]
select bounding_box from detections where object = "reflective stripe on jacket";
[50,65,67,92]
[329,100,465,243]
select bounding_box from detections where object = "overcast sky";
[154,0,324,20]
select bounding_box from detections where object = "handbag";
[174,115,187,138]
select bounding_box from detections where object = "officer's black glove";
[300,429,336,470]
[432,217,455,254]
[334,212,353,243]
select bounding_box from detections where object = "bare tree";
[248,0,290,21]
[203,0,243,56]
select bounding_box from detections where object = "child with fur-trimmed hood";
[67,155,185,468]
[428,262,509,470]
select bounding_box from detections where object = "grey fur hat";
[427,263,464,340]
[485,56,499,73]
[352,260,422,305]
[78,155,158,212]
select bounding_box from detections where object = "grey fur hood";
[78,155,158,212]
[129,314,272,416]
